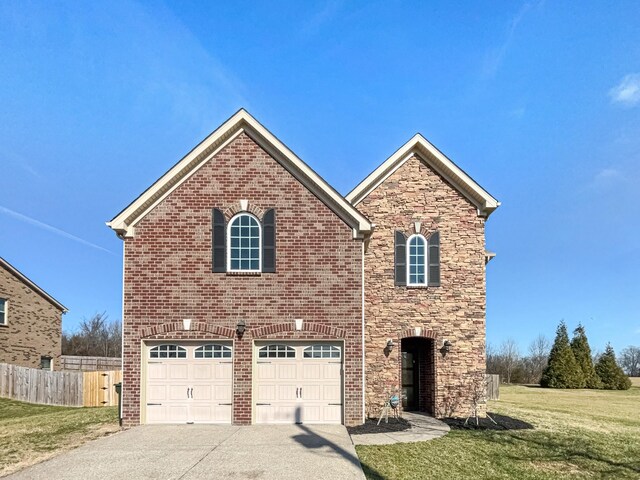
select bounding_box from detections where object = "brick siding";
[0,266,62,369]
[122,132,364,426]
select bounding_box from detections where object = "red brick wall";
[122,132,363,426]
[0,266,62,369]
[357,154,487,418]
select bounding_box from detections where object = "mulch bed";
[347,417,412,435]
[442,412,534,431]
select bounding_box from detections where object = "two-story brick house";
[0,257,67,370]
[107,109,499,427]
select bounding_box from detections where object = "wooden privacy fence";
[0,363,121,407]
[60,355,121,371]
[486,374,500,400]
[83,370,122,407]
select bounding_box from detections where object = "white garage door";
[254,342,343,424]
[145,343,233,424]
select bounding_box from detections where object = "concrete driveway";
[7,424,365,480]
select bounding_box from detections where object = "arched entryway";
[400,336,436,414]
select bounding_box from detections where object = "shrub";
[541,321,585,388]
[570,324,602,389]
[595,344,632,390]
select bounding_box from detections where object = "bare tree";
[62,312,122,357]
[527,334,550,384]
[500,338,520,384]
[620,346,640,377]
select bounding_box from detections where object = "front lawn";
[356,385,640,479]
[0,398,119,477]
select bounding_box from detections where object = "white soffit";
[346,134,500,218]
[106,109,372,238]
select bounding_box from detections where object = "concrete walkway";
[7,424,365,480]
[350,412,450,445]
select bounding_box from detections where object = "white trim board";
[107,109,372,238]
[346,133,500,218]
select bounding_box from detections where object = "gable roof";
[0,257,67,312]
[107,109,372,238]
[346,133,500,218]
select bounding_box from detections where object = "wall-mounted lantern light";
[236,319,246,337]
[385,339,395,352]
[441,340,452,355]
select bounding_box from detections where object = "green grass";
[0,398,119,476]
[356,385,640,479]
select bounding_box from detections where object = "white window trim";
[226,212,262,273]
[406,234,428,287]
[0,298,7,326]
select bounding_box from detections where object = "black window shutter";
[394,231,407,286]
[428,231,440,287]
[262,209,276,273]
[212,208,226,272]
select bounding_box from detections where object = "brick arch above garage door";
[140,322,236,339]
[250,322,347,339]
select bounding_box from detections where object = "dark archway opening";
[400,337,435,414]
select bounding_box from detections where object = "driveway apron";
[6,424,366,480]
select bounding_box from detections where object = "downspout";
[361,239,366,423]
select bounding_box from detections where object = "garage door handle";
[256,403,271,406]
[218,403,232,406]
[328,403,343,406]
[296,387,299,398]
[147,403,162,406]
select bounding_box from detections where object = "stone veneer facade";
[357,154,487,418]
[122,132,364,427]
[0,265,63,370]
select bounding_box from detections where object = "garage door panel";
[147,363,167,379]
[145,343,233,424]
[167,364,189,379]
[255,343,343,425]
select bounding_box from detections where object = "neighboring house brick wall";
[357,154,487,418]
[122,132,364,427]
[0,267,62,369]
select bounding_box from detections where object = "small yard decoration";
[377,387,401,425]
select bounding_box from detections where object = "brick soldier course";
[0,257,67,370]
[109,109,499,427]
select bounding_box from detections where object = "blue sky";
[1,1,639,355]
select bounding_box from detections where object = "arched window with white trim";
[407,234,427,286]
[149,344,187,359]
[227,213,261,272]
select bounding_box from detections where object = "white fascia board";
[107,109,372,237]
[346,134,500,217]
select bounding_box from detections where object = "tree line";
[62,312,122,357]
[488,321,638,389]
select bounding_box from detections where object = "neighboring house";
[107,109,499,427]
[0,257,67,370]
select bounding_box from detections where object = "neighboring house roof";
[0,257,68,312]
[107,109,373,238]
[346,134,500,218]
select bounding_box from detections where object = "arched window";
[303,344,341,359]
[194,344,232,359]
[258,344,295,358]
[228,213,261,272]
[407,234,427,286]
[149,344,187,359]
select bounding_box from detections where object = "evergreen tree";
[595,343,632,390]
[570,324,602,389]
[541,321,585,388]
